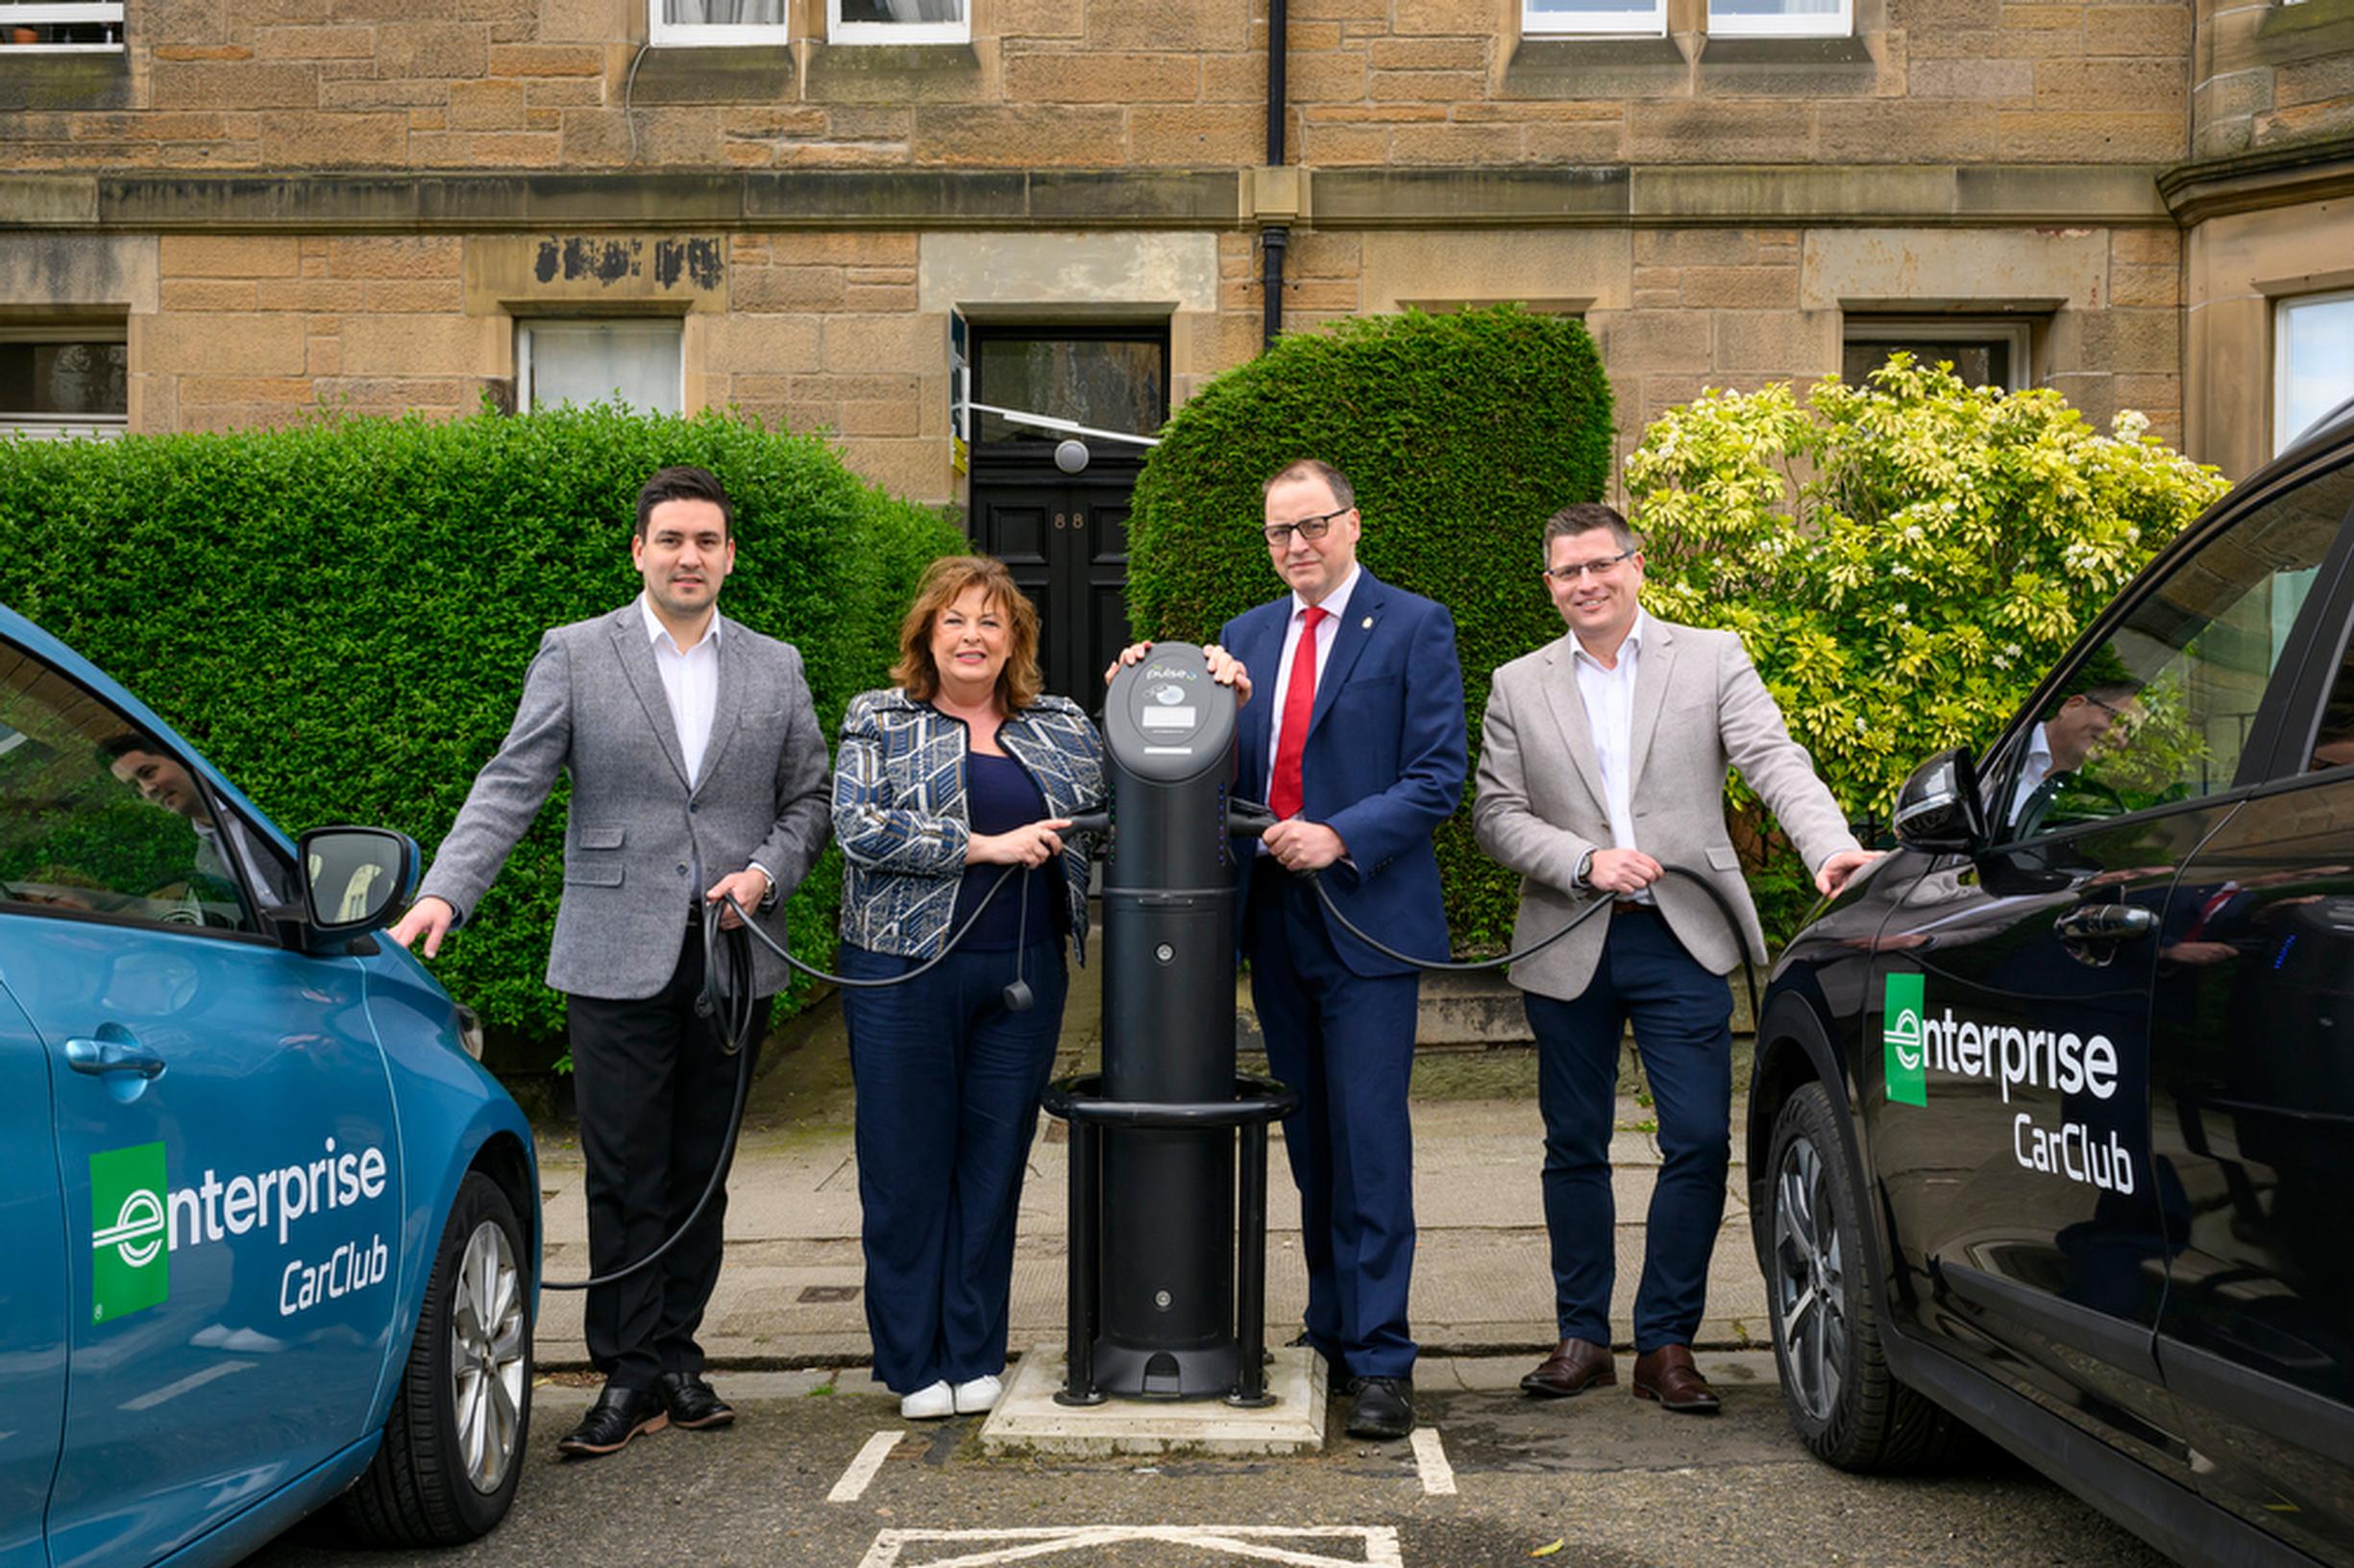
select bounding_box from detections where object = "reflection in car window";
[0,646,259,932]
[2003,459,2354,840]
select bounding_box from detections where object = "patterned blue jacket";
[832,688,1105,961]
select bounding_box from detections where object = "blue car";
[0,603,539,1568]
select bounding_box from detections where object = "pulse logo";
[1882,973,1927,1108]
[90,1142,169,1323]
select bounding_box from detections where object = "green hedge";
[1125,306,1616,950]
[0,405,964,1065]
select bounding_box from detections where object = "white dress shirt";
[1571,609,1650,897]
[1263,563,1362,802]
[641,594,722,787]
[2009,723,2055,826]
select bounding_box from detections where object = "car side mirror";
[299,826,419,938]
[1892,747,1988,855]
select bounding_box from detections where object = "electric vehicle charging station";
[1042,644,1298,1407]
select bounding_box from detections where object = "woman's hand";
[967,818,1072,868]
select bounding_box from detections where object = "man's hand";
[969,819,1071,869]
[1584,848,1663,895]
[387,894,456,958]
[1814,848,1883,897]
[1263,818,1346,873]
[705,868,773,931]
[1201,643,1252,704]
[1106,640,1253,704]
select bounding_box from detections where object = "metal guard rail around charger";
[1041,1071,1301,1409]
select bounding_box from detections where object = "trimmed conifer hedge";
[0,405,963,1066]
[1125,306,1616,951]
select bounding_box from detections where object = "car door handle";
[66,1035,168,1080]
[2052,905,2157,943]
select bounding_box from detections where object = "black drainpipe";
[1262,0,1287,354]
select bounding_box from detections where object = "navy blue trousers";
[1523,906,1732,1353]
[1247,872,1421,1381]
[841,941,1067,1394]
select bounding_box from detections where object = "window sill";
[629,43,794,105]
[2253,0,2354,66]
[0,46,129,110]
[1695,31,1875,94]
[1505,36,1689,99]
[801,38,983,103]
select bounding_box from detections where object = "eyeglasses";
[2083,694,2133,722]
[1543,547,1638,582]
[1263,507,1350,548]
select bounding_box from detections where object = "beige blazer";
[1472,617,1859,1001]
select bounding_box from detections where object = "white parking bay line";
[856,1526,1404,1567]
[1410,1428,1457,1496]
[827,1430,906,1504]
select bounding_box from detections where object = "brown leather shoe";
[1520,1337,1617,1399]
[1631,1344,1721,1414]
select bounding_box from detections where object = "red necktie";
[1268,605,1327,821]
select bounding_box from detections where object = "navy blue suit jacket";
[1222,570,1467,978]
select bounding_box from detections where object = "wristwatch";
[1572,848,1596,890]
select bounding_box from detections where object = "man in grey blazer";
[1473,502,1875,1415]
[389,465,831,1457]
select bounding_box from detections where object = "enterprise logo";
[86,1137,391,1325]
[90,1142,169,1323]
[1882,974,1927,1107]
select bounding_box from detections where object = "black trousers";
[568,932,770,1390]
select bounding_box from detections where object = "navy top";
[950,751,1066,951]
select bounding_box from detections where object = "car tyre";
[338,1169,532,1545]
[1765,1080,1960,1472]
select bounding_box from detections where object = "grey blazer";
[418,602,832,1001]
[1472,618,1858,1001]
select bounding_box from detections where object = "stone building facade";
[2,0,2350,563]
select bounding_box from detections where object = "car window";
[0,647,260,933]
[1999,458,2354,840]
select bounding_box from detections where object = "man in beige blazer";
[1473,502,1876,1414]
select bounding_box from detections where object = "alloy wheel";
[1773,1132,1849,1425]
[449,1218,527,1494]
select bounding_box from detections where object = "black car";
[1751,395,2354,1568]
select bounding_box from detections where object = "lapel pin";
[1361,616,1373,630]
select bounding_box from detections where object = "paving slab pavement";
[533,961,1771,1375]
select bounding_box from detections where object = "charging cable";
[1225,798,1763,1029]
[543,866,1032,1291]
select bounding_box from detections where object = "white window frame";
[827,0,969,45]
[515,319,685,416]
[2275,288,2354,456]
[1521,0,1667,36]
[0,326,129,440]
[1706,0,1852,36]
[648,0,789,48]
[1842,316,2033,393]
[0,0,125,51]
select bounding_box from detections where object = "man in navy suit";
[1125,458,1465,1438]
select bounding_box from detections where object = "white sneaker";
[951,1373,1003,1415]
[899,1381,954,1420]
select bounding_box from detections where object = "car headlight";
[455,1005,486,1062]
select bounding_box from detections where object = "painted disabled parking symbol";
[857,1526,1402,1566]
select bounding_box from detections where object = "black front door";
[966,325,1167,705]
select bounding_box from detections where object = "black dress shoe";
[557,1382,669,1458]
[658,1371,736,1430]
[1345,1376,1415,1440]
